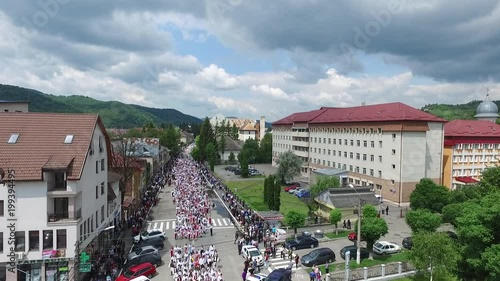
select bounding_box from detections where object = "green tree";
[271,177,281,211]
[355,204,388,256]
[205,143,217,172]
[405,209,442,233]
[449,185,483,204]
[409,232,460,280]
[231,123,239,139]
[329,209,342,234]
[309,175,340,198]
[410,178,450,213]
[276,150,303,183]
[482,244,500,280]
[478,166,500,194]
[218,136,226,160]
[198,117,216,162]
[228,151,236,164]
[265,175,277,208]
[240,156,249,178]
[161,123,181,156]
[441,203,464,227]
[220,119,226,136]
[263,176,270,204]
[225,122,231,138]
[239,138,260,164]
[190,145,200,161]
[257,133,273,163]
[285,210,306,234]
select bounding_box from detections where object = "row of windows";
[96,182,105,199]
[455,143,500,150]
[0,229,67,253]
[89,135,105,155]
[80,204,106,242]
[452,169,482,177]
[96,158,106,174]
[312,138,389,148]
[452,155,497,163]
[312,158,397,171]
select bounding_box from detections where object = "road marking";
[223,219,228,226]
[166,221,170,230]
[159,222,164,230]
[217,219,222,226]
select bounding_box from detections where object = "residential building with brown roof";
[272,102,446,205]
[0,112,120,280]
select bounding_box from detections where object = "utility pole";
[356,197,362,264]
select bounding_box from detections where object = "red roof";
[455,176,479,184]
[273,103,444,125]
[444,120,500,137]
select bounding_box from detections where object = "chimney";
[260,116,265,141]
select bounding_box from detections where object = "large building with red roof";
[442,96,500,189]
[272,102,446,204]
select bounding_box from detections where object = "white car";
[242,245,264,266]
[133,229,165,243]
[246,273,268,281]
[373,241,401,255]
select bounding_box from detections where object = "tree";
[482,244,500,280]
[271,177,281,211]
[231,123,239,139]
[161,123,181,156]
[198,117,216,162]
[410,178,450,213]
[206,143,217,172]
[276,150,303,183]
[329,209,342,234]
[240,156,249,178]
[405,209,442,233]
[218,136,226,160]
[441,203,464,227]
[310,175,340,198]
[228,152,236,164]
[285,210,306,234]
[409,232,460,280]
[478,166,500,194]
[355,204,388,256]
[449,185,482,204]
[263,176,270,204]
[257,133,273,163]
[239,138,260,164]
[220,119,227,136]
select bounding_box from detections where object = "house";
[442,95,500,189]
[220,136,244,162]
[0,112,118,281]
[210,114,267,142]
[180,131,194,144]
[0,100,29,112]
[272,102,446,205]
[315,187,381,219]
[311,168,349,186]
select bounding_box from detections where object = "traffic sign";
[79,263,91,273]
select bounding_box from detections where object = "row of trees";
[403,168,500,280]
[263,175,281,211]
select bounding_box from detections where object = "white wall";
[400,132,427,182]
[425,122,445,180]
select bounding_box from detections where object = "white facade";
[0,124,120,280]
[239,130,257,141]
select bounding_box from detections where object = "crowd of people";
[167,154,224,280]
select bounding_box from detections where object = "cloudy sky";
[1,0,500,121]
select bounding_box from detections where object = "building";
[219,136,244,162]
[0,112,118,281]
[209,114,267,142]
[310,168,349,186]
[442,97,500,189]
[272,102,446,204]
[315,186,381,219]
[0,100,29,113]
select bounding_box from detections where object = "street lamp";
[74,225,115,281]
[349,184,362,265]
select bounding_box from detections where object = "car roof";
[268,268,290,278]
[128,262,154,271]
[312,247,333,253]
[139,246,156,250]
[242,245,259,250]
[147,229,162,232]
[375,241,392,245]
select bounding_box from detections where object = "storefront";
[45,261,68,281]
[15,258,70,281]
[17,263,41,281]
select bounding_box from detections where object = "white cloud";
[197,64,240,89]
[250,84,290,100]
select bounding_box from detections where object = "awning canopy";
[256,211,284,221]
[107,184,117,201]
[123,196,136,208]
[455,176,479,184]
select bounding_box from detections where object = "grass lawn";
[324,230,350,239]
[339,251,410,270]
[225,180,309,216]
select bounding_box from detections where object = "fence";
[327,261,415,281]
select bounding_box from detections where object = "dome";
[475,95,499,120]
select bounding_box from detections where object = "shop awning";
[123,196,136,208]
[256,211,284,221]
[455,176,479,184]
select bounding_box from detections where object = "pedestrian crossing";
[146,218,234,231]
[267,256,301,273]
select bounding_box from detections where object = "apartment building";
[442,97,500,189]
[0,113,118,281]
[272,102,446,204]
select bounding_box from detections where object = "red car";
[116,262,156,281]
[348,232,365,242]
[284,185,298,192]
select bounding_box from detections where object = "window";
[391,180,395,185]
[376,184,382,190]
[89,141,94,155]
[338,139,341,145]
[101,205,105,223]
[357,140,360,146]
[350,140,354,146]
[356,153,360,160]
[95,211,98,228]
[344,152,347,158]
[392,149,396,155]
[363,140,367,147]
[0,232,2,252]
[344,139,347,145]
[323,149,326,154]
[80,224,83,242]
[57,229,67,249]
[323,138,326,143]
[15,231,25,251]
[101,182,105,195]
[319,138,321,143]
[95,186,99,199]
[322,160,325,165]
[379,141,383,148]
[349,165,353,172]
[43,230,53,250]
[349,152,353,159]
[333,139,336,145]
[99,136,104,152]
[378,171,382,177]
[370,169,374,176]
[96,160,99,174]
[338,163,341,169]
[363,154,367,161]
[0,200,3,216]
[328,138,331,144]
[328,161,331,166]
[370,155,374,161]
[379,156,383,162]
[91,216,94,232]
[378,128,382,134]
[392,164,396,169]
[333,150,336,156]
[355,167,359,173]
[371,141,375,148]
[328,149,331,155]
[392,134,396,139]
[8,133,20,144]
[83,221,87,240]
[101,158,105,171]
[64,135,74,144]
[29,231,39,251]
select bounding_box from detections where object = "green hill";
[421,100,499,121]
[0,84,202,128]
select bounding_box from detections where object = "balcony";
[47,208,81,222]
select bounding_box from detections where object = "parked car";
[373,241,402,255]
[340,245,369,260]
[132,237,164,251]
[133,229,165,243]
[296,189,310,198]
[242,245,264,266]
[284,185,298,192]
[291,188,305,195]
[124,253,162,269]
[301,248,336,267]
[402,237,412,250]
[128,246,159,261]
[282,179,301,187]
[286,233,319,250]
[246,272,269,281]
[348,232,365,242]
[116,262,156,281]
[266,268,292,281]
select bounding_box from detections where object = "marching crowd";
[168,155,224,281]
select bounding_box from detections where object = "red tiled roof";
[444,120,500,137]
[273,103,444,125]
[455,176,479,184]
[0,112,110,181]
